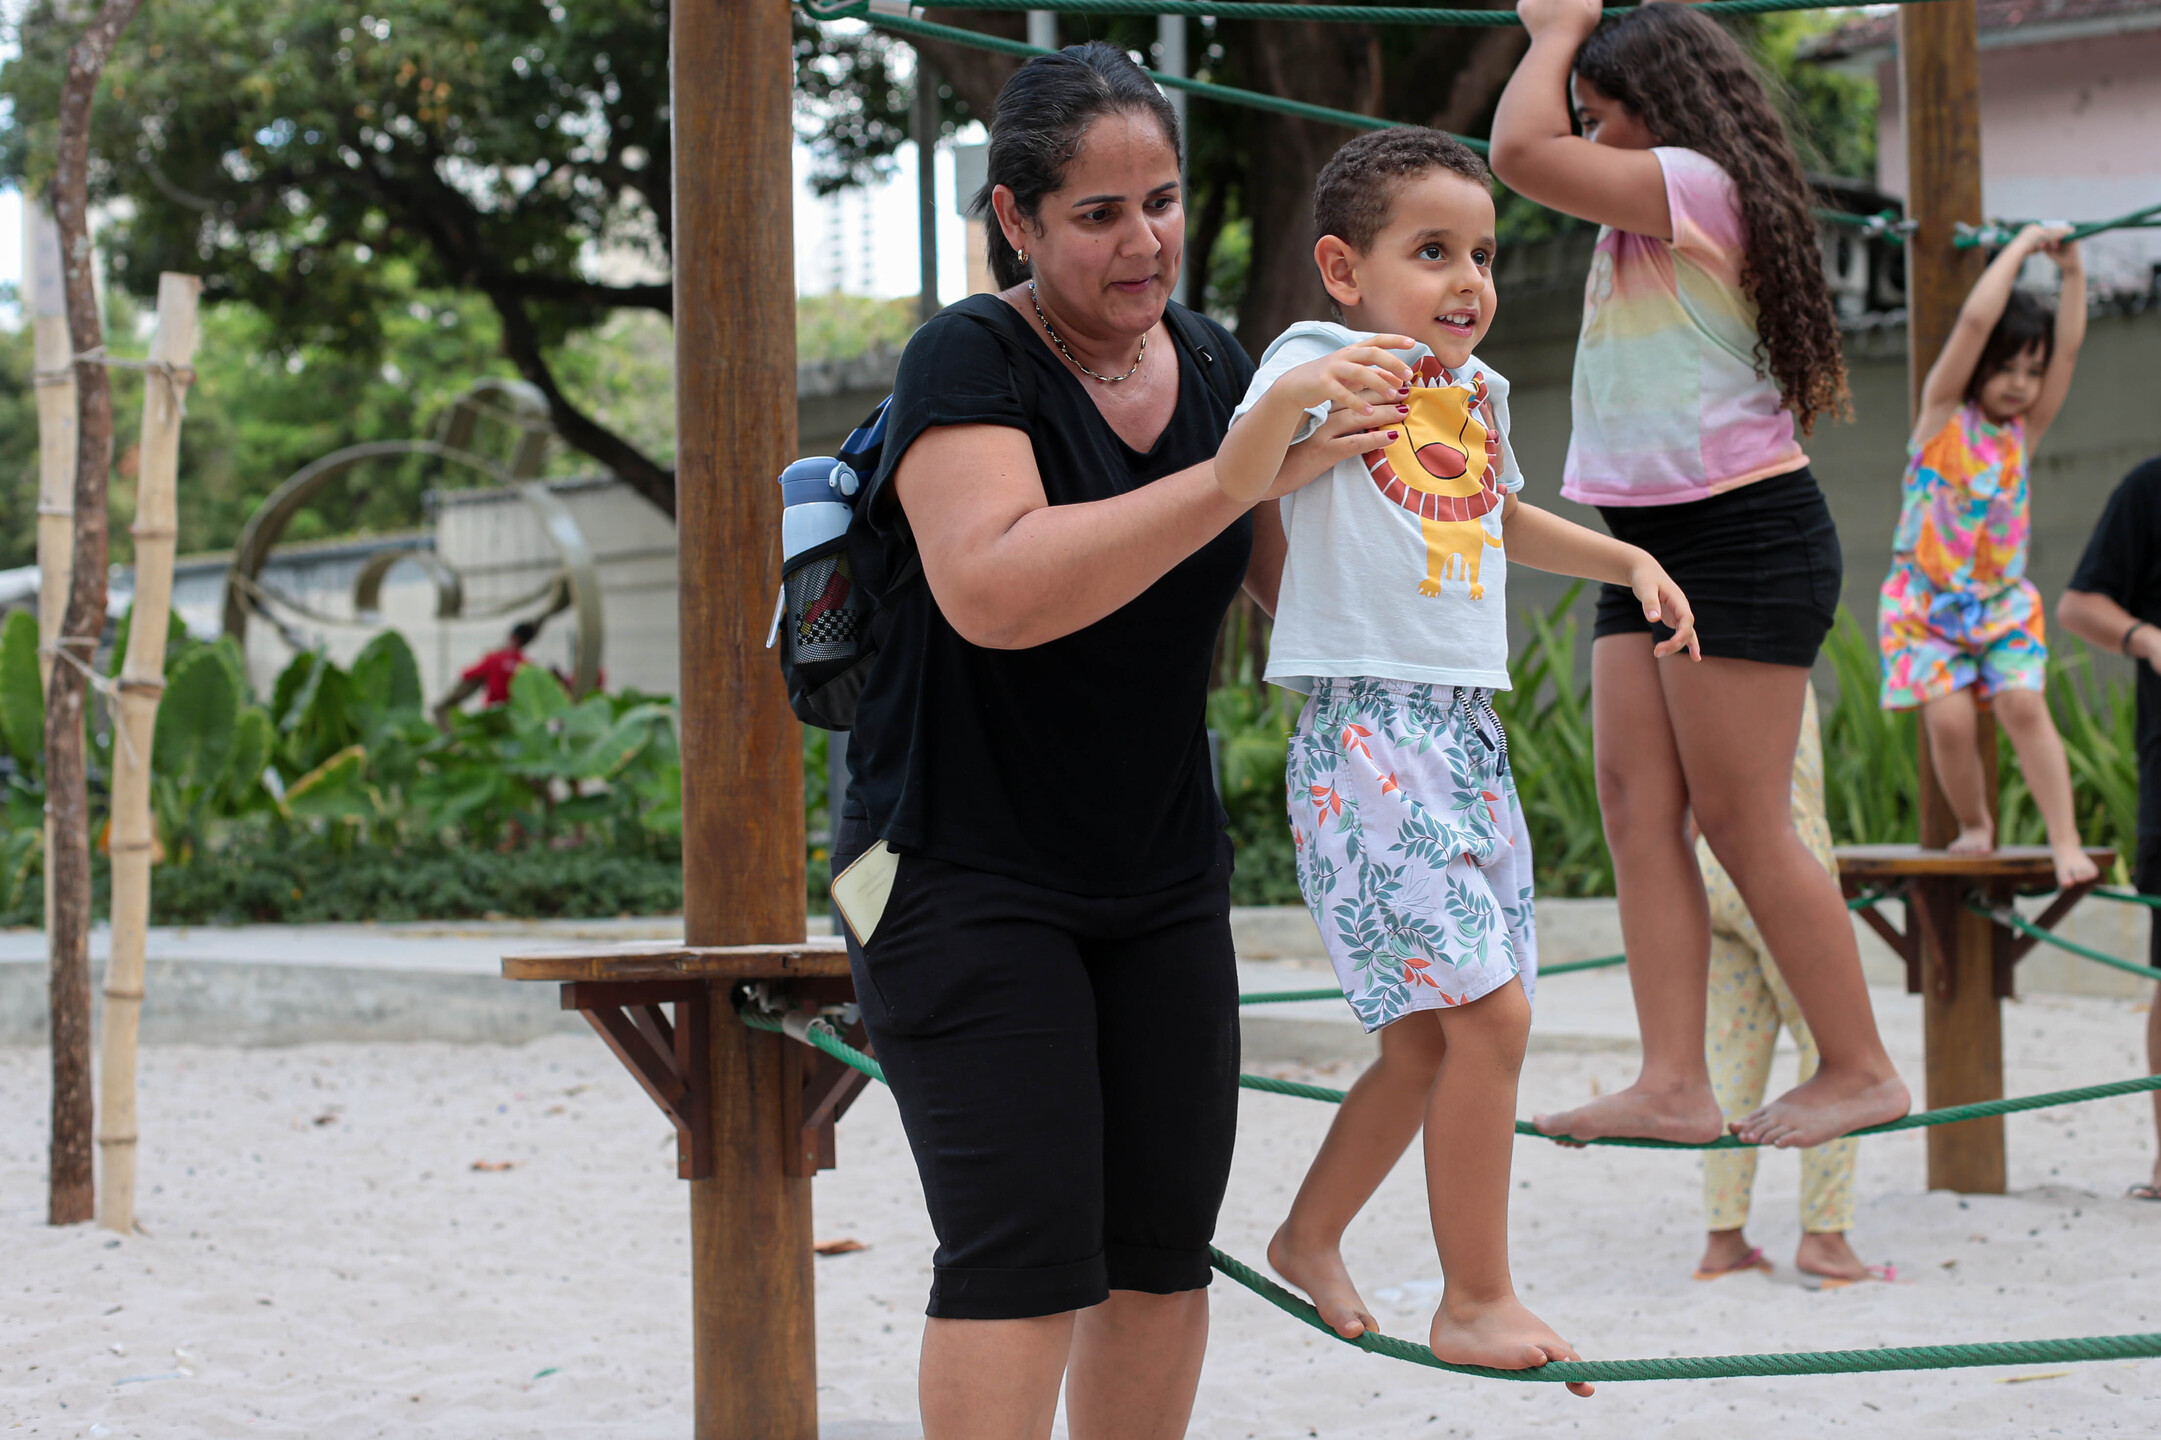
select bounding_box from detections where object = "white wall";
[1876,28,2161,296]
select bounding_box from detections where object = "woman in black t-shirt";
[830,43,1395,1438]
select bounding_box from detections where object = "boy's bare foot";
[1268,1224,1377,1340]
[1733,1068,1909,1149]
[2052,844,2100,889]
[1430,1292,1595,1397]
[1946,823,1993,856]
[1795,1230,1873,1283]
[1532,1081,1725,1145]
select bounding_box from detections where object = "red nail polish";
[1387,430,1400,440]
[1396,404,1410,414]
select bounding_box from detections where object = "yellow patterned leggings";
[1699,847,1859,1235]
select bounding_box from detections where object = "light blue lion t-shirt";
[1233,321,1524,694]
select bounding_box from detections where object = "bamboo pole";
[97,273,200,1236]
[46,0,148,1227]
[27,206,76,993]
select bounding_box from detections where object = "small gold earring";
[1016,249,1029,265]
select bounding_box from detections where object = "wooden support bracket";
[552,970,873,1183]
[1989,878,2099,997]
[1843,879,1921,993]
[561,980,713,1180]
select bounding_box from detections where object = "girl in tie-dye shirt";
[1488,0,1910,1154]
[1879,223,2092,885]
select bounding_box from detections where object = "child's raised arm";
[1488,0,1671,237]
[1214,339,1415,502]
[1915,223,2072,445]
[1501,496,1700,659]
[2025,236,2086,446]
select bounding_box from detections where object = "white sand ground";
[3,975,2158,1438]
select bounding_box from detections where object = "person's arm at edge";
[1489,0,1671,238]
[2026,238,2086,447]
[2058,589,2161,674]
[1502,494,1699,658]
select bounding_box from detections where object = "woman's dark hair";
[510,619,541,647]
[1313,127,1492,253]
[970,41,1183,290]
[1966,289,2055,404]
[1574,6,1849,433]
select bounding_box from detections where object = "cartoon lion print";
[1362,356,1506,599]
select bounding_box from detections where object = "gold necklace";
[1029,282,1145,384]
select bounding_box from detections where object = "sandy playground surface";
[2,973,2158,1439]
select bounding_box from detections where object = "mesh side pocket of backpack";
[785,547,868,665]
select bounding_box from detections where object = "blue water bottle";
[778,457,861,561]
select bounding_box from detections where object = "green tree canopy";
[0,0,679,513]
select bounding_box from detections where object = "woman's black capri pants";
[834,819,1241,1321]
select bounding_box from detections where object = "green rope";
[809,0,1948,29]
[1237,893,1882,1006]
[2092,886,2161,910]
[1208,1247,2161,1382]
[856,11,1460,145]
[739,1002,2161,1381]
[1955,200,2161,248]
[1236,1063,2161,1145]
[1976,901,2160,983]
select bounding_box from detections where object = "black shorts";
[2136,834,2161,970]
[834,820,1240,1320]
[1593,466,1844,668]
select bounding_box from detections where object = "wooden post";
[27,206,76,996]
[1902,0,2003,1193]
[671,0,812,1433]
[97,273,200,1236]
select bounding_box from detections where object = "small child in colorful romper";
[1878,224,2092,886]
[1215,126,1700,1390]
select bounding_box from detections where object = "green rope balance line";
[1208,1247,2161,1382]
[742,1003,2161,1150]
[807,0,1949,29]
[1956,200,2161,248]
[738,1008,2161,1383]
[852,10,1456,145]
[1975,901,2160,983]
[2092,886,2161,911]
[1239,1062,2161,1141]
[1239,894,1885,1006]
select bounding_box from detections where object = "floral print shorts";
[1287,678,1537,1033]
[1878,559,2047,710]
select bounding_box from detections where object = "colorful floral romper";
[1878,403,2046,709]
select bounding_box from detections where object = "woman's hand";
[1262,403,1398,501]
[1627,553,1701,660]
[1517,0,1601,43]
[1272,339,1417,417]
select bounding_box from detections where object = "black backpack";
[773,296,1245,730]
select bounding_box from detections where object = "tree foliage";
[0,0,680,512]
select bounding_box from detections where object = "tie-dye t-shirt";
[1891,403,2028,592]
[1562,147,1809,508]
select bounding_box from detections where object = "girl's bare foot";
[1694,1228,1772,1280]
[1733,1067,1909,1149]
[2052,844,2099,889]
[1533,1080,1725,1145]
[1268,1224,1376,1340]
[1430,1292,1595,1397]
[1795,1230,1872,1283]
[1946,822,1993,855]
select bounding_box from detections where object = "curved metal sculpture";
[220,381,605,694]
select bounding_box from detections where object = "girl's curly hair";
[1575,6,1848,432]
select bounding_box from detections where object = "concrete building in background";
[1809,0,2161,299]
